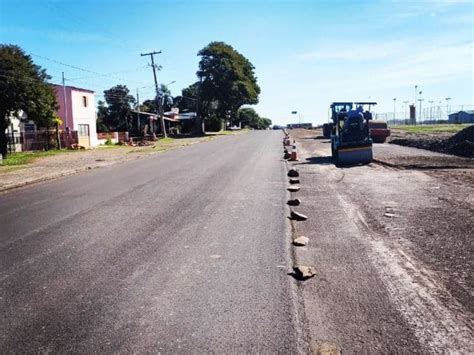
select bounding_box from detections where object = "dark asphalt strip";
[0,131,306,353]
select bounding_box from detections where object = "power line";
[29,52,149,85]
[67,65,149,81]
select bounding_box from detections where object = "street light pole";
[428,100,434,123]
[291,111,298,125]
[418,98,424,123]
[418,90,423,124]
[445,97,452,120]
[393,98,397,122]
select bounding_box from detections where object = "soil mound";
[390,125,474,158]
[442,125,474,157]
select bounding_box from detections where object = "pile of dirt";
[390,125,474,158]
[443,125,474,157]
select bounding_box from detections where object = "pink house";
[54,85,98,148]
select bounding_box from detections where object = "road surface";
[0,131,305,353]
[1,130,472,353]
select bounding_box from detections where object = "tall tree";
[96,100,109,132]
[0,44,58,157]
[197,42,260,127]
[141,84,173,113]
[102,85,135,131]
[237,107,260,127]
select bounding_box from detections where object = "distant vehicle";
[330,102,376,165]
[322,123,333,138]
[369,120,391,143]
[287,123,313,129]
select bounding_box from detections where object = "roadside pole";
[141,51,166,138]
[136,89,140,133]
[62,72,69,147]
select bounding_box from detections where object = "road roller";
[330,102,376,165]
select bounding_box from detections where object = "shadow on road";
[287,271,307,281]
[301,156,334,165]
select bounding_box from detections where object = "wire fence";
[374,104,474,125]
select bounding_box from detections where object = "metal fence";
[6,130,79,153]
[374,104,474,125]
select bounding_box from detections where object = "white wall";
[71,90,98,147]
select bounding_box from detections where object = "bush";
[205,116,223,132]
[105,137,113,145]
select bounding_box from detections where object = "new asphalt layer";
[0,131,306,353]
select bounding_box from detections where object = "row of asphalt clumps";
[282,131,316,281]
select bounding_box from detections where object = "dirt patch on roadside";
[390,125,474,158]
[290,128,474,314]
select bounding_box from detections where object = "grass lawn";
[391,124,472,134]
[0,149,79,166]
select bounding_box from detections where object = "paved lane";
[0,131,304,353]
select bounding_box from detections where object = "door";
[77,124,90,148]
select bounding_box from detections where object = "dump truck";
[368,120,391,143]
[330,102,376,165]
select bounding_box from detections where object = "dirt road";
[287,129,473,353]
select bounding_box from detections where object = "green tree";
[260,117,272,130]
[102,85,135,131]
[96,100,109,132]
[174,82,199,112]
[237,107,272,129]
[238,107,260,127]
[197,42,260,127]
[141,84,173,113]
[0,44,58,157]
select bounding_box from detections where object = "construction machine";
[330,102,376,165]
[368,120,391,143]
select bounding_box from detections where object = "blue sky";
[1,0,473,125]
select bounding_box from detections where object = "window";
[82,96,88,107]
[78,124,89,137]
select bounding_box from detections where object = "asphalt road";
[0,131,306,353]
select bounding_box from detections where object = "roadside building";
[131,111,181,136]
[448,110,474,124]
[54,85,98,148]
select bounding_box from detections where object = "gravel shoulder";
[286,128,473,353]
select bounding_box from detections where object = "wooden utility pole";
[136,89,140,133]
[140,51,166,138]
